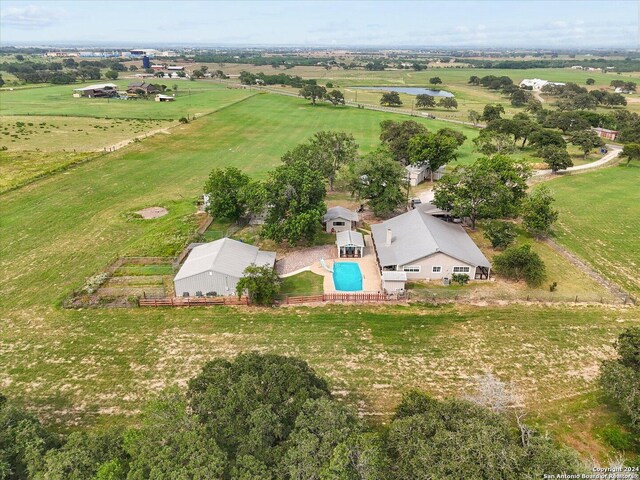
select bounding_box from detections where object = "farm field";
[0,150,92,192]
[549,165,640,295]
[1,81,638,462]
[0,80,252,119]
[214,65,640,121]
[0,115,172,152]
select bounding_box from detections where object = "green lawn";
[0,80,254,120]
[280,271,324,296]
[547,165,640,295]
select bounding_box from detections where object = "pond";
[349,86,454,97]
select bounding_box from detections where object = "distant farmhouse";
[519,78,565,91]
[371,204,491,282]
[127,82,160,96]
[593,127,619,141]
[72,83,118,98]
[173,238,276,297]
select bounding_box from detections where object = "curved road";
[533,144,622,177]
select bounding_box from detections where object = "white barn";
[173,238,275,297]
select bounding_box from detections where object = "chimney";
[385,228,392,246]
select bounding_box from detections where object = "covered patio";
[336,230,365,258]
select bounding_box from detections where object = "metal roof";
[336,230,365,248]
[73,83,118,91]
[371,209,490,268]
[382,271,407,281]
[174,238,275,281]
[323,206,358,223]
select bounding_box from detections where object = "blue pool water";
[333,262,363,291]
[350,86,454,97]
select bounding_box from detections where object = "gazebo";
[336,230,365,258]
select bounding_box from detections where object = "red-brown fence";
[139,296,249,307]
[285,292,394,304]
[138,292,397,307]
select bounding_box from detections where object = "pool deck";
[309,234,382,293]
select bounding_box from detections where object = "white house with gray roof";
[371,204,491,281]
[322,206,359,233]
[174,238,276,297]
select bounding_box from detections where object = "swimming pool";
[333,262,363,291]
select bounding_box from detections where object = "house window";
[432,266,442,273]
[403,265,421,273]
[333,221,346,226]
[453,266,471,273]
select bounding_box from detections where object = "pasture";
[0,80,253,120]
[0,115,171,152]
[1,84,638,461]
[549,165,640,295]
[216,65,640,121]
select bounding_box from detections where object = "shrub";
[178,117,189,124]
[236,263,281,305]
[451,273,470,286]
[483,220,517,249]
[493,244,546,286]
[549,281,558,292]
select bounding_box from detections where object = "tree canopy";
[380,91,402,106]
[493,244,547,286]
[522,185,559,237]
[379,120,428,165]
[344,148,407,216]
[408,131,460,180]
[299,84,327,105]
[262,154,326,244]
[433,155,531,228]
[203,167,251,221]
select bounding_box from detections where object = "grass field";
[1,85,638,461]
[0,80,253,120]
[215,65,640,122]
[548,165,640,295]
[0,150,94,192]
[0,115,172,152]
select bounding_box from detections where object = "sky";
[1,0,639,49]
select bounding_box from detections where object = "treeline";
[0,58,128,84]
[194,53,335,67]
[459,58,640,72]
[238,71,317,88]
[0,352,589,479]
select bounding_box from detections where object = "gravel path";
[275,245,335,275]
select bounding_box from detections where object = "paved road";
[533,144,622,177]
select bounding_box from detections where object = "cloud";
[0,4,63,28]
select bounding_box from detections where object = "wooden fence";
[139,296,249,307]
[285,292,394,304]
[139,292,397,307]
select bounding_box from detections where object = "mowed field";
[1,86,638,460]
[214,65,640,121]
[549,166,640,295]
[0,80,250,120]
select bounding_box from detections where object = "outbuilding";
[336,230,365,258]
[381,271,407,293]
[173,238,276,297]
[322,206,359,233]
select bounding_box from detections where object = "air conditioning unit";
[442,277,450,286]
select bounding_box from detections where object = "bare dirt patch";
[136,206,168,219]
